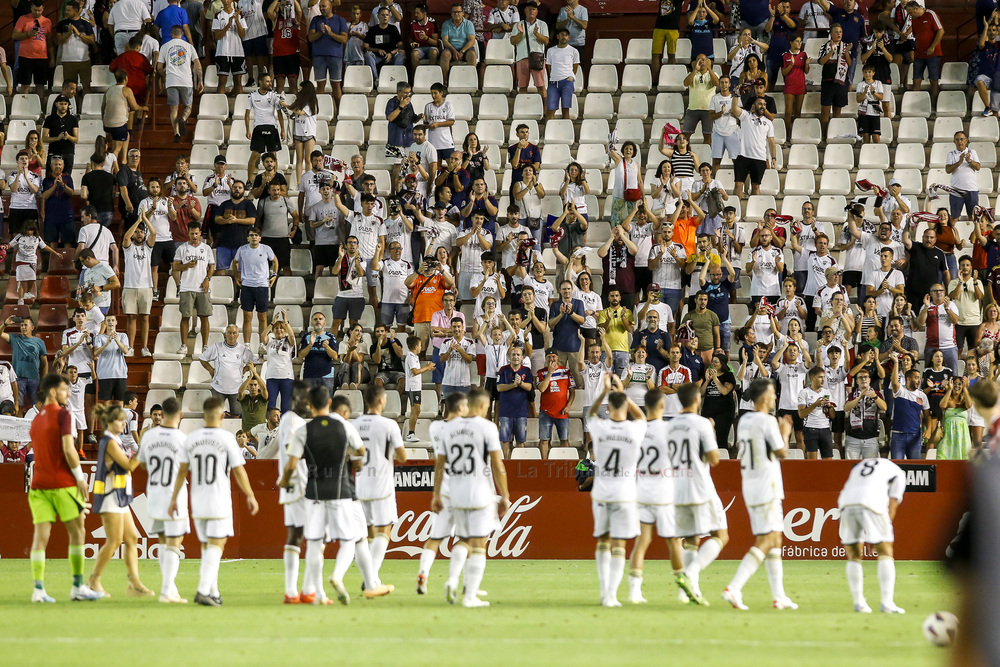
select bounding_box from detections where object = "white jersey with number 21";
[736,411,786,507]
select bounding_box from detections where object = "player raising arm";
[723,378,797,611]
[169,396,259,606]
[838,458,906,614]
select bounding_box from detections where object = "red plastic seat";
[39,276,71,304]
[46,252,78,276]
[36,304,69,331]
[36,331,62,355]
[0,304,30,322]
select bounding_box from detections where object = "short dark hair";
[644,389,663,411]
[364,384,385,410]
[309,384,332,410]
[677,383,700,408]
[188,222,202,232]
[203,396,226,413]
[607,391,627,410]
[38,373,67,402]
[330,394,351,414]
[444,391,467,417]
[162,398,181,416]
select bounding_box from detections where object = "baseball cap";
[825,267,840,276]
[214,155,227,164]
[433,201,448,209]
[649,283,661,292]
[54,95,70,104]
[888,178,902,187]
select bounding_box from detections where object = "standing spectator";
[344,4,368,67]
[406,258,455,353]
[261,316,296,413]
[597,289,634,377]
[429,292,465,396]
[269,0,303,94]
[91,315,130,405]
[237,0,269,86]
[747,227,783,305]
[121,217,155,357]
[903,226,950,307]
[510,2,548,107]
[201,325,258,416]
[212,0,247,94]
[740,0,773,41]
[8,151,39,237]
[782,36,809,131]
[889,359,928,459]
[117,148,146,229]
[158,25,202,142]
[286,83,319,183]
[936,377,972,460]
[652,0,683,80]
[81,152,117,226]
[701,352,737,449]
[916,284,961,372]
[556,0,588,48]
[948,256,985,356]
[632,310,671,375]
[545,29,580,121]
[727,28,768,86]
[386,82,416,151]
[109,36,153,138]
[154,0,194,44]
[308,0,348,100]
[497,345,533,457]
[731,97,776,200]
[946,131,982,220]
[245,75,284,183]
[233,228,278,344]
[818,25,852,133]
[334,192,385,309]
[800,0,831,39]
[137,178,176,296]
[599,225,638,308]
[843,369,885,459]
[13,0,50,94]
[609,142,643,227]
[371,322,406,394]
[536,349,574,459]
[765,0,798,90]
[107,0,150,55]
[171,222,215,355]
[439,4,477,80]
[0,316,47,409]
[508,124,542,193]
[486,0,518,40]
[77,250,120,316]
[364,6,405,83]
[439,317,475,398]
[75,207,117,276]
[39,156,76,250]
[548,280,586,384]
[213,180,257,276]
[102,70,144,167]
[56,2,96,97]
[906,1,944,103]
[424,83,456,165]
[297,312,338,389]
[681,290,721,364]
[682,56,718,145]
[686,0,721,64]
[816,0,867,86]
[865,247,905,320]
[409,3,439,67]
[170,177,202,247]
[237,367,268,434]
[328,236,368,338]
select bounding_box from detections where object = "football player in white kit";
[168,396,260,606]
[627,388,698,604]
[136,397,190,604]
[353,385,407,586]
[587,373,648,608]
[669,382,728,605]
[723,378,797,611]
[416,391,469,595]
[838,458,906,613]
[276,381,313,604]
[432,388,511,608]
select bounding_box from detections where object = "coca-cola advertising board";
[0,460,965,561]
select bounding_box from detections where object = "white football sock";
[877,556,896,607]
[448,543,469,589]
[332,539,356,586]
[303,539,324,596]
[765,548,786,600]
[846,560,865,606]
[595,544,611,598]
[418,547,437,578]
[198,544,223,597]
[728,546,764,593]
[607,548,626,602]
[354,539,378,589]
[682,544,700,594]
[370,534,389,576]
[158,544,166,592]
[163,546,182,597]
[628,568,643,599]
[695,536,724,573]
[463,549,486,602]
[283,545,301,597]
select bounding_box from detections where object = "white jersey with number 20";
[181,427,245,520]
[588,416,647,503]
[736,411,786,507]
[838,458,905,515]
[665,413,720,505]
[137,426,188,520]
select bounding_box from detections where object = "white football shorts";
[675,494,728,537]
[638,502,676,539]
[304,499,364,543]
[194,516,235,542]
[839,505,894,546]
[361,496,398,527]
[747,498,783,536]
[283,497,306,528]
[452,503,499,539]
[592,499,640,540]
[430,496,456,540]
[151,517,190,538]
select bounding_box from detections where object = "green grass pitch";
[0,559,954,666]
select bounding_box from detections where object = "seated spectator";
[439,4,477,80]
[250,408,282,459]
[336,323,370,389]
[409,3,439,68]
[365,6,405,83]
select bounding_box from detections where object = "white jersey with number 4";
[277,412,308,504]
[137,426,189,520]
[666,413,720,505]
[353,413,404,501]
[440,416,501,510]
[837,458,905,515]
[588,416,647,503]
[181,427,245,519]
[636,419,673,505]
[736,411,786,507]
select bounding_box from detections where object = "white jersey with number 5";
[837,459,905,514]
[736,411,786,507]
[277,412,308,504]
[440,416,501,510]
[430,420,451,499]
[636,419,673,505]
[353,413,405,501]
[181,427,245,519]
[666,413,720,505]
[137,426,188,520]
[588,416,647,503]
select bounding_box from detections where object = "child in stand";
[236,429,258,460]
[119,391,140,458]
[856,64,885,144]
[403,335,436,441]
[781,35,808,137]
[65,364,90,457]
[823,345,848,455]
[79,291,106,334]
[10,219,63,304]
[478,318,517,421]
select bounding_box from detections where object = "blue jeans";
[365,50,405,82]
[499,416,528,444]
[924,346,959,375]
[441,384,470,399]
[539,412,569,442]
[943,253,958,284]
[267,377,294,413]
[890,431,922,459]
[720,320,732,352]
[546,79,574,111]
[17,377,39,411]
[432,346,444,384]
[950,191,979,221]
[662,288,683,324]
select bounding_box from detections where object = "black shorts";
[98,377,127,402]
[250,125,282,154]
[215,55,246,76]
[406,390,422,405]
[104,124,129,142]
[803,426,834,457]
[264,236,291,269]
[17,57,48,86]
[486,377,498,401]
[734,155,766,185]
[80,372,96,395]
[332,295,366,321]
[151,240,176,267]
[820,81,849,108]
[313,243,340,268]
[243,35,268,57]
[240,285,270,312]
[831,409,845,433]
[895,39,915,58]
[7,208,37,235]
[272,53,301,78]
[777,408,803,432]
[841,270,862,288]
[859,115,881,135]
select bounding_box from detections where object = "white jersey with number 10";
[136,426,188,520]
[736,411,786,507]
[588,416,647,503]
[665,413,720,505]
[181,427,246,520]
[439,416,501,510]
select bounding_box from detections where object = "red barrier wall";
[0,460,967,561]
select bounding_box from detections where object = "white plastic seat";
[653,93,684,119]
[783,169,815,196]
[977,169,997,196]
[854,169,886,192]
[582,92,614,120]
[893,143,926,169]
[273,277,307,305]
[786,449,805,459]
[149,361,184,390]
[579,118,610,145]
[226,119,250,145]
[745,195,776,220]
[484,39,515,65]
[448,65,479,94]
[342,65,374,93]
[510,447,542,460]
[821,144,853,170]
[312,277,340,304]
[90,66,114,91]
[892,168,924,194]
[180,389,213,417]
[928,142,952,168]
[193,119,225,146]
[900,90,931,117]
[673,38,692,64]
[939,62,969,90]
[152,332,187,361]
[413,65,443,93]
[858,143,890,170]
[10,93,41,120]
[512,94,543,119]
[208,276,234,305]
[788,144,820,170]
[970,116,1000,143]
[337,94,369,121]
[757,170,780,196]
[935,91,967,117]
[80,94,103,119]
[575,144,608,169]
[657,65,688,92]
[232,93,251,119]
[541,144,573,168]
[973,142,998,169]
[477,93,509,120]
[482,65,514,93]
[625,38,652,64]
[804,38,825,61]
[932,116,964,143]
[897,117,928,144]
[825,118,859,143]
[225,144,252,168]
[333,119,365,146]
[315,95,335,122]
[790,118,822,145]
[816,195,848,222]
[475,118,505,145]
[614,118,645,144]
[587,64,618,93]
[621,64,652,92]
[548,447,579,460]
[376,65,408,93]
[196,94,230,121]
[543,119,575,145]
[616,92,649,119]
[819,169,853,196]
[780,195,811,217]
[591,38,623,65]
